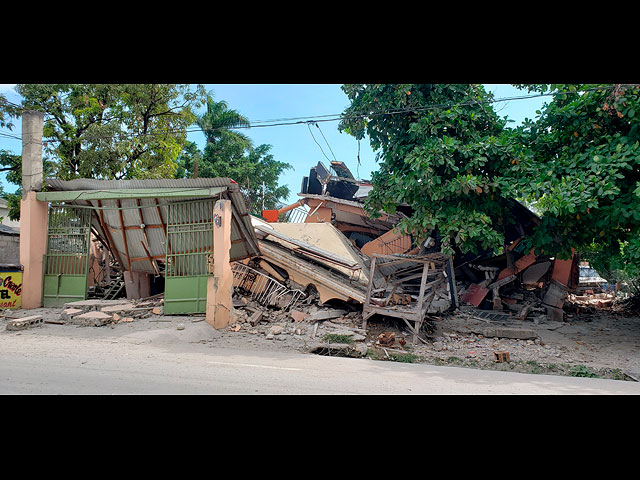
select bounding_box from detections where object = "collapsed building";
[16,109,586,343]
[259,160,584,329]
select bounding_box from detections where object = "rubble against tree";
[238,159,610,343]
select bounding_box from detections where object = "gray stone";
[269,325,284,335]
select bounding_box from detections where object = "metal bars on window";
[165,199,216,277]
[45,205,92,276]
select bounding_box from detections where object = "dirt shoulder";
[2,301,639,383]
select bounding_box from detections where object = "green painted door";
[163,199,216,314]
[43,206,91,308]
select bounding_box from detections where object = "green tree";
[194,93,251,177]
[177,94,291,215]
[508,84,640,277]
[13,84,207,180]
[339,84,518,255]
[0,149,56,220]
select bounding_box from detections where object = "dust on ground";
[2,300,639,382]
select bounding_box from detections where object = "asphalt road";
[1,333,639,394]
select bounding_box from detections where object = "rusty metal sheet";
[461,283,489,307]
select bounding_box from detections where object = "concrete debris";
[59,295,165,327]
[6,315,43,331]
[73,311,113,327]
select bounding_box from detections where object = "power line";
[306,122,333,163]
[0,85,632,145]
[313,122,338,162]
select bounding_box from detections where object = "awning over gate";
[38,178,260,274]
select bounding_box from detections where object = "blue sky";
[0,84,547,203]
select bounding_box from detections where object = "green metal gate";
[42,205,92,307]
[164,199,216,314]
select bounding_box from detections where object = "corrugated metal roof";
[44,178,260,274]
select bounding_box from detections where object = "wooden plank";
[363,255,377,331]
[96,199,124,269]
[415,262,430,344]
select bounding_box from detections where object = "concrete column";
[19,192,48,308]
[124,271,151,299]
[19,110,48,309]
[21,110,44,192]
[205,199,234,329]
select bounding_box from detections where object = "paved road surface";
[1,333,638,394]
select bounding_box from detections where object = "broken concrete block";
[269,325,284,335]
[6,315,43,331]
[481,327,538,340]
[64,299,130,312]
[309,309,347,321]
[72,311,113,327]
[101,304,136,315]
[290,310,309,323]
[61,308,83,321]
[247,310,263,326]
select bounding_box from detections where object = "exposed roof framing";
[40,178,260,274]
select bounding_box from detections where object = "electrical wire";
[314,122,338,162]
[0,84,633,145]
[306,122,333,163]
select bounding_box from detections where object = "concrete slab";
[72,310,113,327]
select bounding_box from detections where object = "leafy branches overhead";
[339,84,518,255]
[339,83,640,277]
[510,83,640,275]
[14,84,208,180]
[177,93,291,215]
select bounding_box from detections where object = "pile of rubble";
[4,294,166,331]
[60,295,165,326]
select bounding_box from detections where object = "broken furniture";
[363,253,457,344]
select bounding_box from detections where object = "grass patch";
[322,333,354,344]
[388,352,422,363]
[569,364,601,378]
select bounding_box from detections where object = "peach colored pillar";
[205,199,234,329]
[19,191,48,309]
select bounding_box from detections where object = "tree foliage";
[509,84,640,277]
[13,84,207,180]
[176,93,291,215]
[339,84,518,255]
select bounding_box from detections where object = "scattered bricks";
[290,310,309,323]
[6,315,43,331]
[377,331,395,346]
[494,351,511,363]
[61,308,83,321]
[72,311,113,327]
